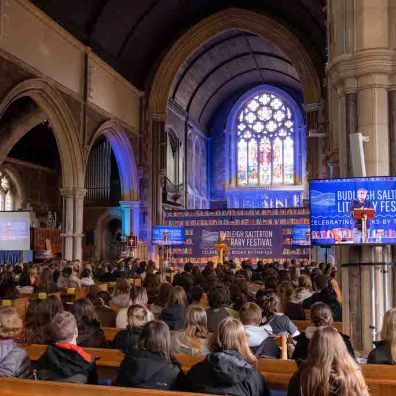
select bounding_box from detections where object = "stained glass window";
[0,171,14,211]
[236,91,295,186]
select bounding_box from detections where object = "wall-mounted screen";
[152,226,185,245]
[0,211,31,250]
[293,225,311,246]
[310,177,396,245]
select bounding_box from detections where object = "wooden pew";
[103,327,120,341]
[293,319,343,333]
[1,297,29,321]
[0,378,210,396]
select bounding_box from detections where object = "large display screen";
[0,211,31,250]
[152,226,185,246]
[293,225,311,246]
[310,177,396,245]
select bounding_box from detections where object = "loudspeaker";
[349,133,366,177]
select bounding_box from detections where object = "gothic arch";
[0,164,26,209]
[95,208,122,260]
[148,8,321,116]
[87,120,139,201]
[0,78,84,189]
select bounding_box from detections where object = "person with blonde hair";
[287,327,368,396]
[186,317,269,396]
[171,305,209,354]
[113,304,151,353]
[368,307,396,364]
[159,286,188,330]
[0,307,31,378]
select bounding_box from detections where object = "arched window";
[236,91,295,186]
[0,172,14,211]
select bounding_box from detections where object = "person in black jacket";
[368,308,396,364]
[186,316,270,396]
[292,302,355,363]
[35,311,97,384]
[112,304,150,353]
[117,320,185,390]
[159,286,187,330]
[71,298,109,348]
[287,327,368,396]
[302,274,342,321]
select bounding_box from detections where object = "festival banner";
[164,208,310,264]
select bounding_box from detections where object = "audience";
[159,286,188,330]
[35,312,97,383]
[117,320,185,390]
[368,308,396,364]
[171,304,209,354]
[113,304,150,353]
[94,290,117,327]
[0,307,31,378]
[71,298,108,348]
[34,267,58,294]
[186,316,270,396]
[287,327,368,396]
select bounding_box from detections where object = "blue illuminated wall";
[208,84,306,209]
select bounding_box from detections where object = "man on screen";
[348,188,374,243]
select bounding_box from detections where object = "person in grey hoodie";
[0,306,31,378]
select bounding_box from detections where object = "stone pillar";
[120,200,140,238]
[345,92,358,175]
[389,89,396,174]
[60,187,86,261]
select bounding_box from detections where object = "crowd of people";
[0,257,393,395]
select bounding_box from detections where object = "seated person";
[186,317,270,396]
[150,283,172,316]
[159,286,188,331]
[261,292,300,338]
[239,302,279,359]
[22,299,52,345]
[34,268,59,294]
[113,304,150,353]
[0,307,31,378]
[287,327,368,396]
[117,320,185,390]
[79,268,95,286]
[35,311,97,383]
[206,285,238,333]
[302,274,342,321]
[292,302,355,362]
[94,290,117,328]
[71,298,108,348]
[111,279,131,308]
[171,304,209,355]
[368,308,396,364]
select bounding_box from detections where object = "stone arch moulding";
[87,120,139,201]
[148,8,321,116]
[0,163,26,209]
[0,78,84,189]
[95,208,122,260]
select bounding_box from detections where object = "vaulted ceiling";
[31,0,326,93]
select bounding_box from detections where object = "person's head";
[300,327,367,396]
[19,271,32,287]
[137,320,173,362]
[183,305,208,346]
[62,266,72,278]
[211,317,257,366]
[166,285,188,308]
[290,266,300,282]
[261,291,282,318]
[310,302,334,327]
[96,290,112,306]
[86,285,102,304]
[47,295,64,319]
[127,304,150,328]
[39,267,53,287]
[156,283,172,307]
[129,286,148,307]
[208,285,230,308]
[264,275,278,291]
[314,274,330,291]
[184,262,193,273]
[71,298,100,328]
[115,278,131,296]
[239,302,262,326]
[190,285,203,303]
[381,308,396,364]
[357,188,367,203]
[0,307,23,340]
[298,274,312,290]
[24,298,52,343]
[50,311,78,344]
[81,268,91,279]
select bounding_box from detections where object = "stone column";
[60,187,86,261]
[345,92,358,175]
[120,200,140,238]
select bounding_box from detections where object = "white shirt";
[244,325,272,347]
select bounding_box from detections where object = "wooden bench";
[1,297,30,321]
[293,319,343,333]
[0,378,210,396]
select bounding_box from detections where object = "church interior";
[0,1,396,395]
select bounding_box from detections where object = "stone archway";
[148,8,321,116]
[0,164,26,209]
[95,208,122,260]
[0,78,85,260]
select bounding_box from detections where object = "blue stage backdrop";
[164,208,310,264]
[310,177,396,245]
